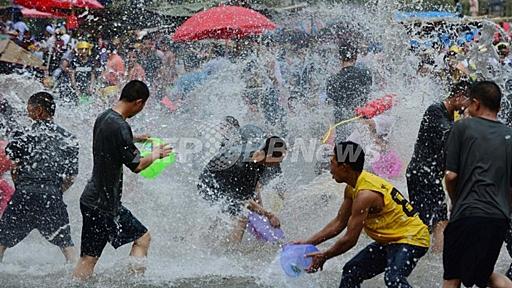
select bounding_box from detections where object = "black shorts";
[0,187,73,248]
[406,169,448,228]
[79,203,148,258]
[443,217,508,288]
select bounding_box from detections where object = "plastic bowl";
[247,211,285,243]
[280,244,319,278]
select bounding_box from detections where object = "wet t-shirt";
[6,120,79,188]
[408,102,452,179]
[73,57,95,94]
[326,65,372,120]
[446,117,512,222]
[80,109,141,216]
[197,145,267,215]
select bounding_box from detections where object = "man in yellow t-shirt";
[295,141,429,288]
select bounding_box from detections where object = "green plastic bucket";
[139,138,176,179]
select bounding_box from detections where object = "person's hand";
[152,144,172,160]
[267,213,280,228]
[305,252,327,273]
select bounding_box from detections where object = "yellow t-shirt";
[346,171,430,248]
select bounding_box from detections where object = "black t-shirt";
[80,109,141,216]
[72,57,95,94]
[197,145,267,209]
[408,102,452,178]
[326,65,372,121]
[6,120,79,187]
[446,117,512,222]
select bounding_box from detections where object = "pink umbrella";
[20,6,63,18]
[173,5,277,42]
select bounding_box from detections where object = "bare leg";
[432,220,448,253]
[443,279,461,288]
[489,272,512,288]
[229,217,248,244]
[128,232,151,275]
[72,255,99,281]
[61,246,77,264]
[0,245,6,262]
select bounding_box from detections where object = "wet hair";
[338,41,358,62]
[28,92,55,117]
[449,80,471,98]
[120,80,150,102]
[333,141,365,172]
[261,136,287,158]
[211,44,225,58]
[469,81,502,112]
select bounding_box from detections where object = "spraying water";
[1,2,511,288]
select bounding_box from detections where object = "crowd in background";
[1,12,512,133]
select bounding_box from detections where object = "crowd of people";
[1,10,512,288]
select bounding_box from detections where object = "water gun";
[322,94,396,144]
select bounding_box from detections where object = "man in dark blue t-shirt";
[198,136,286,243]
[326,42,372,142]
[73,80,172,280]
[0,92,79,263]
[406,81,469,252]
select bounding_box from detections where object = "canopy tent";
[149,0,223,17]
[394,11,460,22]
[0,36,44,68]
[14,0,103,10]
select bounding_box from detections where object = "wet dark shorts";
[79,203,148,258]
[406,170,448,228]
[0,186,73,248]
[443,217,508,288]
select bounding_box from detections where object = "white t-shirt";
[13,21,28,40]
[61,34,71,46]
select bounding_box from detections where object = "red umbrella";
[14,0,103,10]
[173,5,277,42]
[20,6,64,18]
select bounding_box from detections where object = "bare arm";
[322,190,373,260]
[133,134,151,143]
[303,186,354,246]
[10,166,17,183]
[445,171,458,202]
[248,181,280,227]
[306,190,376,273]
[61,176,76,193]
[133,145,172,173]
[69,68,77,89]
